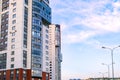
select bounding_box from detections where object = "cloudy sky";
[50,0,120,80]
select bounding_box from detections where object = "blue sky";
[50,0,120,80]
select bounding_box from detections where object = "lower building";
[69,79,81,80]
[49,24,62,80]
[86,78,120,80]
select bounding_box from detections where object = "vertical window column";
[10,1,17,50]
[0,11,9,51]
[23,7,28,48]
[0,53,7,69]
[23,50,27,68]
[2,0,9,11]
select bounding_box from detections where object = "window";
[6,17,9,21]
[16,69,19,74]
[12,26,15,30]
[12,20,16,24]
[6,24,8,27]
[45,40,48,44]
[12,32,15,36]
[5,41,7,44]
[5,29,8,32]
[12,14,16,18]
[3,72,6,75]
[46,51,49,55]
[10,70,14,74]
[46,62,49,66]
[46,29,48,33]
[11,58,14,62]
[23,7,28,48]
[5,35,8,38]
[25,0,28,5]
[11,38,15,42]
[23,70,26,74]
[45,45,49,49]
[12,2,16,7]
[23,50,27,67]
[46,34,49,39]
[46,68,49,72]
[2,20,5,22]
[46,56,49,60]
[0,53,7,69]
[2,0,9,11]
[11,64,14,68]
[13,8,16,12]
[11,51,15,55]
[11,45,15,49]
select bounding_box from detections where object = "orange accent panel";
[26,69,32,80]
[6,70,10,80]
[42,72,46,80]
[19,68,23,80]
[13,69,16,80]
[42,72,49,80]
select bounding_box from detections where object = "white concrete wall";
[49,24,56,80]
[7,0,25,69]
[27,0,32,69]
[49,24,62,80]
[42,25,50,73]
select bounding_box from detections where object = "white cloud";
[80,14,120,32]
[51,0,120,44]
[63,30,97,44]
[50,1,120,79]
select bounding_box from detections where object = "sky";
[50,0,120,80]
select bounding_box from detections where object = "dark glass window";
[2,0,9,11]
[25,0,28,5]
[23,50,27,68]
[11,64,14,68]
[0,53,7,69]
[23,7,28,48]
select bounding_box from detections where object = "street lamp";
[102,45,120,80]
[102,63,111,78]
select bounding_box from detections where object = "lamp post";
[102,45,120,80]
[102,63,111,78]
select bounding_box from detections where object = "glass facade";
[0,53,7,69]
[24,0,28,5]
[23,7,28,48]
[2,0,9,11]
[31,0,51,77]
[0,11,9,51]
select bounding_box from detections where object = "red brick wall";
[13,69,16,80]
[26,69,31,80]
[0,68,32,80]
[19,68,23,80]
[6,70,10,80]
[0,69,46,80]
[42,72,49,80]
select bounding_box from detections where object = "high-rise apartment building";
[0,0,51,80]
[49,24,62,80]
